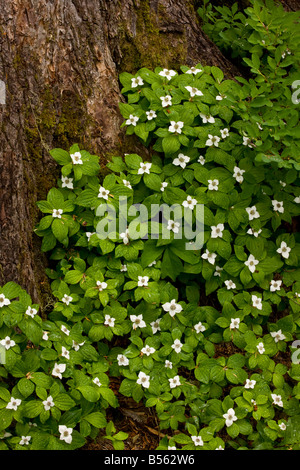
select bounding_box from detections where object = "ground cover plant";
[0,0,300,451]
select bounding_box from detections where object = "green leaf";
[84,412,107,428]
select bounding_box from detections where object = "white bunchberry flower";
[186,66,203,75]
[271,394,283,407]
[138,162,152,174]
[165,360,173,369]
[43,396,55,411]
[277,241,291,259]
[141,345,156,356]
[216,94,226,101]
[271,329,286,343]
[93,377,102,387]
[120,228,130,245]
[225,280,236,290]
[61,346,70,360]
[169,375,181,388]
[246,206,260,220]
[208,179,219,190]
[171,338,183,353]
[185,86,203,97]
[162,299,182,317]
[191,436,204,446]
[257,342,265,354]
[6,397,21,411]
[72,340,85,351]
[52,209,63,218]
[159,69,176,80]
[233,166,245,183]
[182,195,197,210]
[19,436,31,446]
[160,95,172,107]
[169,121,184,134]
[160,181,168,191]
[220,128,229,138]
[117,354,129,366]
[168,446,177,450]
[206,135,220,147]
[42,331,49,341]
[270,280,282,292]
[223,408,237,427]
[244,379,256,389]
[148,261,156,267]
[247,228,262,237]
[130,314,146,330]
[120,264,127,272]
[272,200,284,213]
[98,186,110,200]
[62,294,73,305]
[146,110,157,120]
[59,425,73,444]
[216,445,224,450]
[194,322,206,333]
[86,232,96,241]
[230,318,240,330]
[279,423,286,431]
[167,219,180,234]
[214,266,223,277]
[104,314,115,327]
[201,249,217,265]
[0,336,15,350]
[200,113,215,124]
[0,294,10,308]
[245,254,259,273]
[137,371,150,388]
[211,224,224,238]
[25,306,38,318]
[138,276,149,287]
[243,136,253,147]
[172,153,190,169]
[96,280,108,291]
[294,196,300,203]
[198,155,205,165]
[125,114,139,126]
[150,318,161,334]
[279,180,286,187]
[61,176,74,189]
[131,76,144,88]
[252,295,262,310]
[52,363,66,379]
[70,152,83,165]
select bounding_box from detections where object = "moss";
[118,0,188,74]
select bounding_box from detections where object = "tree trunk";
[0,0,297,309]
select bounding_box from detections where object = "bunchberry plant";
[1,0,300,451]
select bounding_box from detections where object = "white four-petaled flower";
[70,152,83,165]
[208,179,219,191]
[233,166,245,183]
[201,249,217,265]
[171,338,183,353]
[52,363,66,379]
[182,195,197,210]
[159,69,176,80]
[59,425,73,444]
[138,162,152,174]
[245,254,259,273]
[223,408,237,427]
[257,342,265,354]
[173,153,190,168]
[211,224,224,238]
[225,280,236,290]
[0,294,10,308]
[271,393,283,407]
[0,336,15,350]
[137,371,150,388]
[230,318,240,330]
[194,322,206,333]
[167,220,180,234]
[6,397,22,411]
[160,95,172,107]
[43,395,55,411]
[61,176,74,189]
[200,114,215,124]
[162,299,182,317]
[104,314,115,327]
[131,76,144,88]
[130,314,146,330]
[117,354,129,366]
[25,306,38,318]
[169,121,184,134]
[126,114,139,126]
[185,86,203,97]
[206,135,220,147]
[270,280,282,292]
[98,186,110,200]
[146,110,157,120]
[244,379,256,389]
[272,200,284,213]
[252,295,262,310]
[277,241,291,259]
[141,345,156,356]
[271,329,286,343]
[246,206,260,220]
[138,276,149,287]
[52,209,63,218]
[169,376,181,389]
[62,294,73,305]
